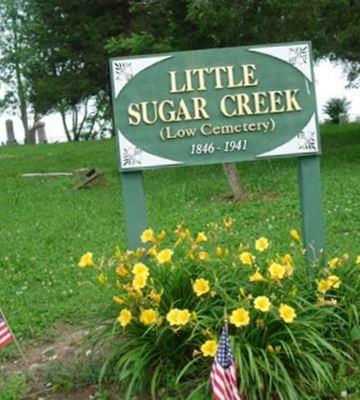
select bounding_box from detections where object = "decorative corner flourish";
[122,147,142,166]
[114,61,133,82]
[297,129,317,151]
[289,46,308,66]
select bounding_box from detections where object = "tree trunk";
[222,162,246,200]
[60,109,73,142]
[11,14,33,144]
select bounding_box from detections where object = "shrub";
[323,97,351,124]
[79,221,360,400]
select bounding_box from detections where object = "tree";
[22,0,132,141]
[310,0,360,87]
[323,97,351,124]
[18,0,359,186]
[0,0,35,143]
[105,0,326,200]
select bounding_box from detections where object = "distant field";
[0,123,359,344]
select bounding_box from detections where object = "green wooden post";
[120,171,147,250]
[298,155,325,262]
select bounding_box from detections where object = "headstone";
[34,115,47,143]
[339,113,348,124]
[5,119,17,145]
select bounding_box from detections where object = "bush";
[323,97,351,124]
[79,221,360,400]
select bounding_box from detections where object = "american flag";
[210,323,242,400]
[0,311,13,350]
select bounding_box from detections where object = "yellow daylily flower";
[201,340,218,357]
[254,296,271,312]
[141,228,154,243]
[255,237,269,252]
[229,308,250,327]
[249,269,265,282]
[97,273,107,284]
[166,309,180,326]
[177,309,191,325]
[148,290,161,304]
[132,263,149,276]
[279,304,296,323]
[268,263,286,280]
[317,279,331,294]
[224,217,233,230]
[113,296,124,305]
[116,264,128,277]
[328,275,341,289]
[147,246,157,257]
[215,247,223,258]
[284,263,293,278]
[158,230,166,240]
[198,251,210,261]
[282,253,293,266]
[196,232,208,243]
[166,308,191,326]
[193,278,210,297]
[290,229,301,241]
[117,309,132,327]
[282,253,294,276]
[132,274,147,290]
[240,251,255,266]
[328,257,340,269]
[78,252,94,268]
[139,308,158,326]
[157,249,174,264]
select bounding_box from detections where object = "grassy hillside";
[0,123,359,343]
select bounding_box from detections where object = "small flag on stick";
[211,320,242,400]
[0,307,41,391]
[0,310,14,350]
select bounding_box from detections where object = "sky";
[0,59,359,144]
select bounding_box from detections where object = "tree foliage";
[0,0,34,142]
[323,97,351,124]
[20,0,133,140]
[2,0,360,142]
[313,0,360,87]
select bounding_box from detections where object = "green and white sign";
[110,42,320,171]
[110,42,325,262]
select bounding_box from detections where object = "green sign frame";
[110,42,325,263]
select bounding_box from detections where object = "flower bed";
[79,220,360,399]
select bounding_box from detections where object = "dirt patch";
[1,324,108,399]
[218,191,279,203]
[4,325,90,376]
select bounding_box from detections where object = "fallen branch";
[21,172,74,178]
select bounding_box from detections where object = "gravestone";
[34,115,47,143]
[339,113,348,124]
[5,119,17,145]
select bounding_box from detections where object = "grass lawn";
[0,122,359,347]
